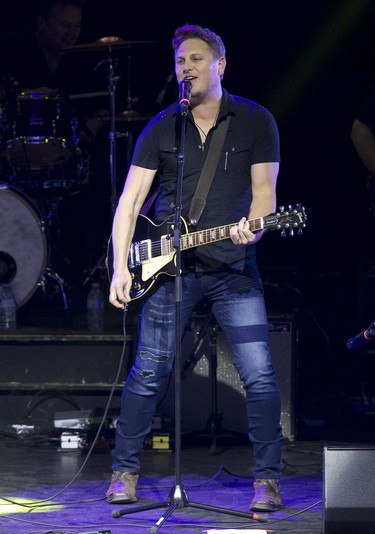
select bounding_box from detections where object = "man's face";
[174,38,225,100]
[38,4,82,51]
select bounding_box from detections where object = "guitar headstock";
[263,204,307,235]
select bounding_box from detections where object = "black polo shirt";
[131,88,280,275]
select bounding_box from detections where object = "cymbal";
[103,109,153,122]
[61,36,156,53]
[116,109,153,122]
[69,91,109,100]
[20,87,59,96]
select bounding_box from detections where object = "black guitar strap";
[188,116,231,226]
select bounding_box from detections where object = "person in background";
[351,84,375,213]
[0,0,104,141]
[0,0,109,288]
[106,24,284,513]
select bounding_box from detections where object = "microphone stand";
[82,51,119,289]
[112,82,267,533]
[107,51,120,221]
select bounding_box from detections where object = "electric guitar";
[107,204,307,300]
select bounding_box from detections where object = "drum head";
[0,184,48,307]
[1,90,76,169]
[3,138,73,168]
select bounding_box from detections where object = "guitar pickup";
[129,239,153,268]
[129,242,141,267]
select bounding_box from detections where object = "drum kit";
[0,37,155,311]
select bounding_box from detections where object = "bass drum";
[0,184,48,307]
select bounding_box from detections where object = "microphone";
[346,321,375,350]
[156,70,174,105]
[179,79,192,113]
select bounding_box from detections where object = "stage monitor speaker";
[157,313,296,441]
[323,445,375,534]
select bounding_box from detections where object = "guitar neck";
[180,217,263,251]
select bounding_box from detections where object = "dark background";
[2,0,375,439]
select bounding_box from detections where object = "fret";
[249,218,262,232]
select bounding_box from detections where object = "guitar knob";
[133,282,142,291]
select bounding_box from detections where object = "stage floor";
[0,428,364,534]
[1,289,375,533]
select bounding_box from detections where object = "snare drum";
[8,146,89,194]
[0,183,48,307]
[1,90,78,169]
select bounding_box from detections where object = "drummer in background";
[0,0,108,288]
[0,0,106,144]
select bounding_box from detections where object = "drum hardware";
[60,36,155,288]
[80,43,148,289]
[0,90,78,170]
[38,267,69,314]
[102,106,152,171]
[106,49,119,221]
[100,108,153,124]
[60,36,156,54]
[62,35,156,218]
[69,91,109,100]
[75,37,125,292]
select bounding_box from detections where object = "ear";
[218,57,226,75]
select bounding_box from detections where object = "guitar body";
[107,214,189,300]
[107,205,307,301]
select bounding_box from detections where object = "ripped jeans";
[112,271,284,479]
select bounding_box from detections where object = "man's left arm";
[230,161,279,245]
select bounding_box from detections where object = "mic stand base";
[114,481,265,533]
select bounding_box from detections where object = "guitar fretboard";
[180,218,263,251]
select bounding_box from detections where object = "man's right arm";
[351,118,375,178]
[109,164,157,308]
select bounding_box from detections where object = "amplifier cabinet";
[157,313,296,441]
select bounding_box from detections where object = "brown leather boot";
[250,478,282,512]
[106,471,139,504]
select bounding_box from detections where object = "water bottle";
[0,284,17,330]
[87,283,104,332]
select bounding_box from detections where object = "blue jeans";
[112,271,284,479]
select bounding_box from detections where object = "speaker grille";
[157,313,296,440]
